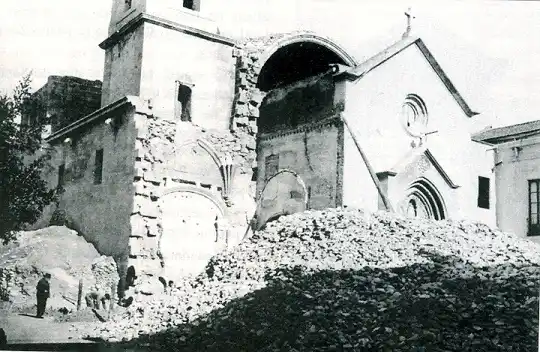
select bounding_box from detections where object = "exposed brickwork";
[128,113,257,282]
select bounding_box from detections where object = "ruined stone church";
[30,0,496,289]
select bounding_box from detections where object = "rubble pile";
[0,226,116,313]
[98,208,540,351]
[90,256,119,296]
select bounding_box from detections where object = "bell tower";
[99,0,236,130]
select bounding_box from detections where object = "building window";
[125,0,132,10]
[529,180,540,236]
[477,176,490,209]
[183,0,200,11]
[401,94,428,137]
[265,154,279,181]
[58,164,65,188]
[175,82,192,122]
[94,149,104,185]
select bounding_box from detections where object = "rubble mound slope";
[102,208,540,351]
[0,226,117,313]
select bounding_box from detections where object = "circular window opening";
[401,94,428,137]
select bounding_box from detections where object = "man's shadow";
[17,313,44,319]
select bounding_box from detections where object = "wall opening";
[477,176,490,209]
[57,164,65,188]
[528,179,540,236]
[182,0,201,11]
[175,82,192,122]
[256,42,347,92]
[94,149,104,185]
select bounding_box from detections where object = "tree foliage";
[0,73,57,243]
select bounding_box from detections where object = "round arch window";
[401,94,428,137]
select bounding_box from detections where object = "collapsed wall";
[124,34,273,286]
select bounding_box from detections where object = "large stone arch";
[255,32,357,92]
[232,31,356,198]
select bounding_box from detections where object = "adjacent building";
[473,121,540,240]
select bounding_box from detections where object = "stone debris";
[90,256,119,296]
[94,208,540,351]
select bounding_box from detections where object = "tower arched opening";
[256,41,350,92]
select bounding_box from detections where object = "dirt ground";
[0,313,100,344]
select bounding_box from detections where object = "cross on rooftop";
[403,7,415,39]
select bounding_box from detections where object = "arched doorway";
[255,170,308,230]
[402,178,446,220]
[158,186,226,281]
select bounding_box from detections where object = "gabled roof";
[471,119,540,144]
[338,36,479,118]
[380,146,460,189]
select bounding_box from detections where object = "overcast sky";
[1,0,539,128]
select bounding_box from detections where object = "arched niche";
[158,185,227,281]
[255,169,308,229]
[164,138,223,187]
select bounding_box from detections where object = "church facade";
[33,0,496,289]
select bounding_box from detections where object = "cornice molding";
[99,13,236,50]
[45,96,149,145]
[258,115,343,142]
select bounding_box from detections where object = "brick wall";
[255,73,344,227]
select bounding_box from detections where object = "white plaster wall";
[139,23,235,130]
[495,141,540,240]
[341,44,496,226]
[36,109,138,262]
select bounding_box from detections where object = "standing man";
[36,273,51,318]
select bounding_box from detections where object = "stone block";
[130,214,147,238]
[143,171,161,185]
[134,167,144,180]
[129,237,143,257]
[142,236,159,258]
[136,279,165,296]
[248,105,260,118]
[235,116,248,126]
[246,138,256,151]
[134,180,149,196]
[238,76,248,88]
[135,258,163,277]
[249,91,264,106]
[139,198,159,219]
[235,104,250,117]
[145,219,161,237]
[248,123,258,135]
[136,160,152,172]
[134,147,145,160]
[235,90,249,104]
